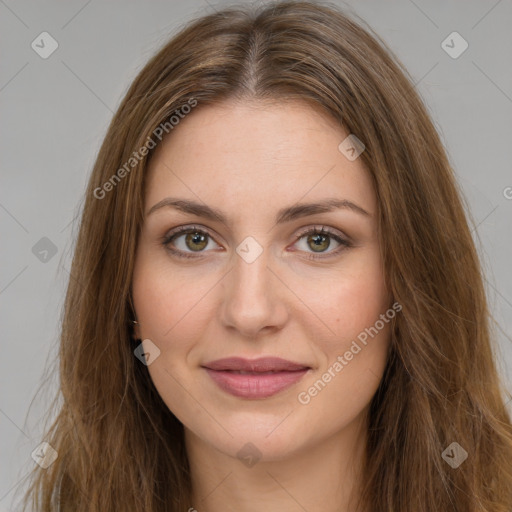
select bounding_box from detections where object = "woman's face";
[132,99,392,461]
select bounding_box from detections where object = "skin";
[132,98,392,512]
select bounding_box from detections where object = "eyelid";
[162,224,219,252]
[293,224,349,242]
[289,225,351,260]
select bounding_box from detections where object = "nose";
[219,245,289,339]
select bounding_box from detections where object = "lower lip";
[204,368,309,399]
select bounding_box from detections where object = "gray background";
[1,0,511,509]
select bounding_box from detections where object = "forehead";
[144,99,376,219]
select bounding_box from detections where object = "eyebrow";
[147,197,371,224]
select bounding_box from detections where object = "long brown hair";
[21,1,512,510]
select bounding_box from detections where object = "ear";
[128,293,141,340]
[131,320,141,340]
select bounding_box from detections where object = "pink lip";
[202,357,310,399]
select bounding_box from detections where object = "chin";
[186,411,309,463]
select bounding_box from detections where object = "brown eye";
[293,226,351,259]
[307,232,331,252]
[184,231,208,251]
[163,226,220,258]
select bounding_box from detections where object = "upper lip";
[202,357,310,372]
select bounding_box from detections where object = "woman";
[23,1,512,511]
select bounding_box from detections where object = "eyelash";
[161,225,352,260]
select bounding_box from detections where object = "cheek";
[294,248,391,401]
[295,281,392,443]
[131,253,211,424]
[334,277,388,339]
[132,248,213,343]
[298,252,391,418]
[296,249,388,344]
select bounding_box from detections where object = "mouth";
[202,357,311,399]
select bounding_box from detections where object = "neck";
[185,413,368,512]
